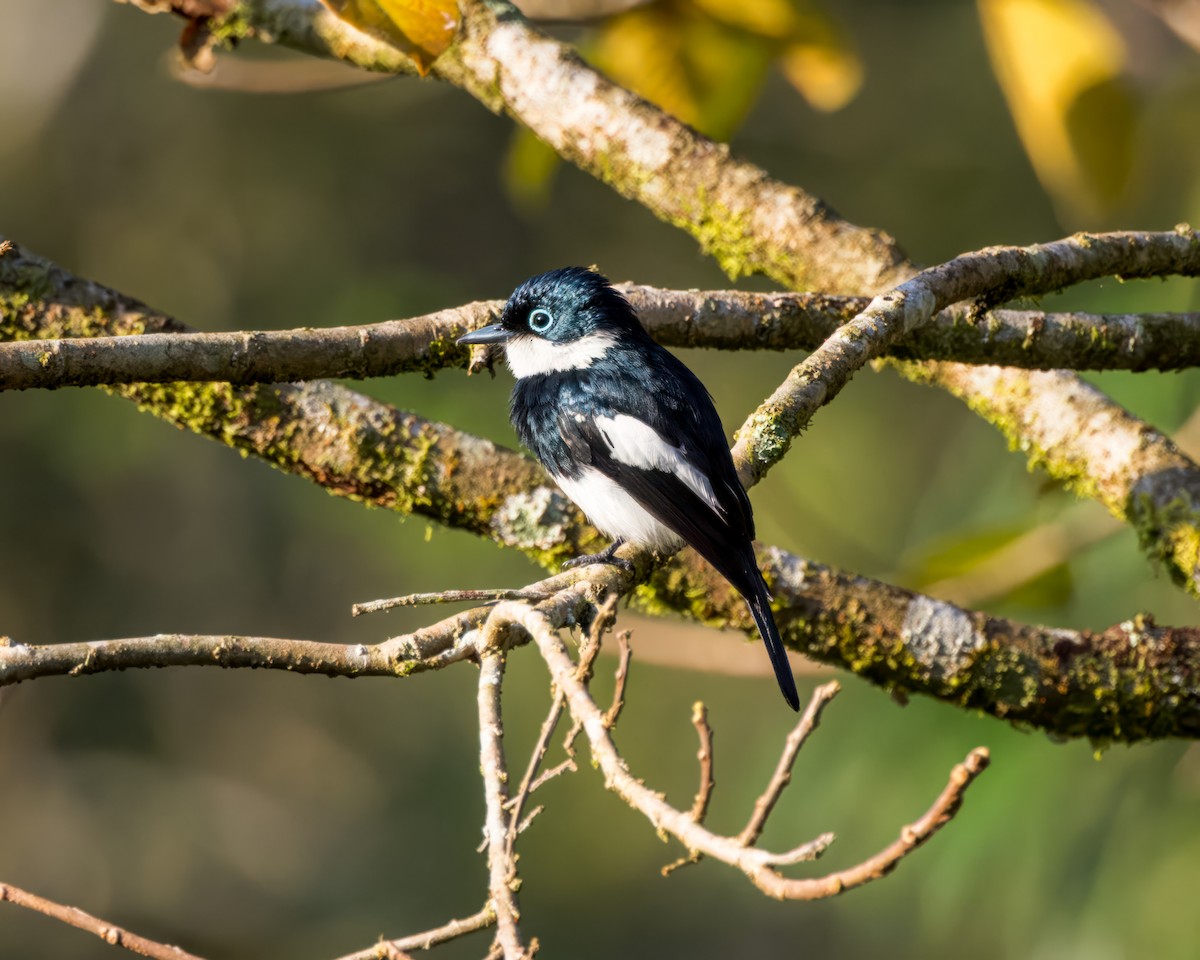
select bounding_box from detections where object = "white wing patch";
[505,331,617,378]
[593,413,723,516]
[553,469,683,551]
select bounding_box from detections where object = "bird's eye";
[528,308,554,333]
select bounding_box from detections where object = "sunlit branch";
[0,882,205,960]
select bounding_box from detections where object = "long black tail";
[744,574,799,711]
[688,539,800,711]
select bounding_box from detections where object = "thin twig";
[738,681,841,847]
[352,589,553,617]
[0,882,204,960]
[661,700,717,875]
[504,688,569,858]
[477,643,526,960]
[529,756,578,794]
[331,906,495,960]
[687,702,715,824]
[602,631,633,729]
[504,594,623,843]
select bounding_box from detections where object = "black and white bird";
[458,268,799,711]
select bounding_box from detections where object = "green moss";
[1128,489,1200,593]
[207,5,254,47]
[422,334,466,379]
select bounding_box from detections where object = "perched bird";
[458,268,799,711]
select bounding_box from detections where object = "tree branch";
[730,229,1200,488]
[5,248,1200,391]
[0,613,488,688]
[738,681,840,847]
[0,882,205,960]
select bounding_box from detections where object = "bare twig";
[661,700,717,875]
[601,631,633,729]
[352,589,554,617]
[504,687,570,856]
[477,644,527,960]
[739,682,840,847]
[331,906,496,960]
[0,882,204,960]
[687,702,715,824]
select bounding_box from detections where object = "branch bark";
[5,248,1200,391]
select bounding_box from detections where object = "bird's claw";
[562,541,634,573]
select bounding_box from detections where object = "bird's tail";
[745,577,800,712]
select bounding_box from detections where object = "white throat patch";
[505,332,617,378]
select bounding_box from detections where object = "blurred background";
[1,0,1199,957]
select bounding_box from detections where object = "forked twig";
[497,602,990,900]
[505,687,569,854]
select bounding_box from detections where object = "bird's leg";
[562,539,635,573]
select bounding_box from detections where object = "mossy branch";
[4,239,1200,390]
[110,0,1200,605]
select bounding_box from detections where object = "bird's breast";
[551,468,683,551]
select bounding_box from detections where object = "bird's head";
[458,267,646,377]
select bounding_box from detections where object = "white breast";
[553,469,683,550]
[505,331,617,378]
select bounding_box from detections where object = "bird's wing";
[557,406,752,575]
[567,348,755,537]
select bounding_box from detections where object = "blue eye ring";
[528,308,554,333]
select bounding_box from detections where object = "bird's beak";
[457,323,513,346]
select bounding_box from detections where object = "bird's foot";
[562,539,635,573]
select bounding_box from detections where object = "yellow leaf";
[319,0,459,75]
[590,4,774,140]
[779,38,862,112]
[689,0,800,39]
[978,0,1137,220]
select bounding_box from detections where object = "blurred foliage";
[978,0,1137,221]
[504,0,1152,219]
[1,0,1199,958]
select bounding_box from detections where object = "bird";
[458,267,800,711]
